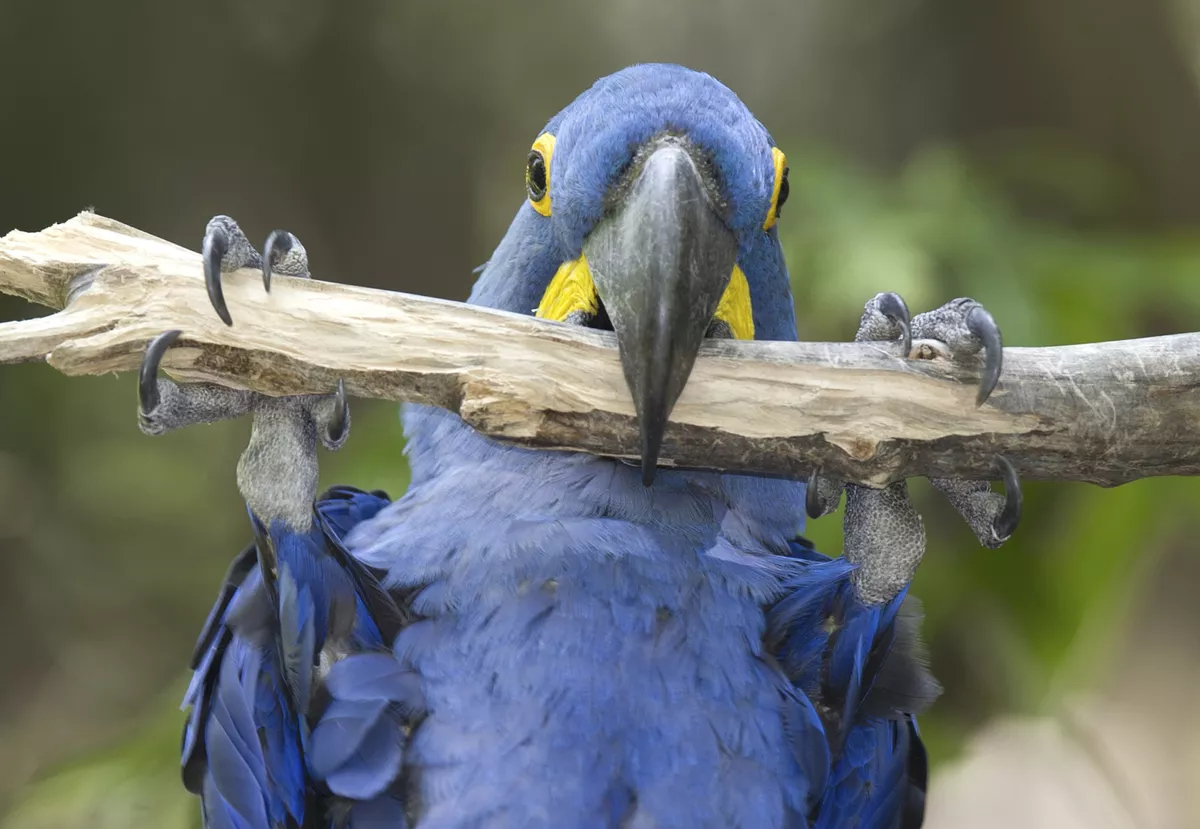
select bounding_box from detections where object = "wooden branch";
[2,211,1199,488]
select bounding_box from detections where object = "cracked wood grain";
[2,210,1199,488]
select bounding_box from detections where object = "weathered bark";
[2,211,1198,488]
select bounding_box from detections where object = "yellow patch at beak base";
[536,257,755,340]
[715,266,754,339]
[535,256,599,321]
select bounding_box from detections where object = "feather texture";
[183,487,414,828]
[771,539,938,828]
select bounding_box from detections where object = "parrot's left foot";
[807,293,1022,605]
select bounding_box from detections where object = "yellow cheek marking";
[535,255,598,321]
[535,256,754,340]
[714,265,755,340]
[763,146,788,231]
[528,132,556,217]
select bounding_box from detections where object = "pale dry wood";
[2,211,1199,488]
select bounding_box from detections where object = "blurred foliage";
[1,685,198,829]
[6,140,1200,826]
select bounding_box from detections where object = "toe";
[965,305,1003,406]
[992,455,1022,542]
[262,229,309,292]
[202,224,232,325]
[911,297,1004,406]
[138,329,182,417]
[805,469,845,519]
[327,379,349,446]
[202,216,261,326]
[856,292,912,354]
[929,456,1022,548]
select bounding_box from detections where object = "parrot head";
[469,63,795,484]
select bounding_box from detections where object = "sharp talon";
[966,305,1002,406]
[329,378,349,443]
[262,229,294,294]
[203,226,233,326]
[993,455,1022,541]
[139,330,182,414]
[806,469,823,520]
[877,292,912,357]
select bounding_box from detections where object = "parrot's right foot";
[806,292,1023,606]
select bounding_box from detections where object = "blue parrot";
[139,63,1022,829]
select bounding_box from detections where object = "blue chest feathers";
[345,405,819,828]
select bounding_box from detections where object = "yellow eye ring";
[527,132,556,217]
[763,147,789,230]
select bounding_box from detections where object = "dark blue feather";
[768,540,938,828]
[310,698,390,779]
[204,648,270,829]
[181,487,411,828]
[324,653,425,713]
[321,710,405,802]
[315,490,412,641]
[276,563,316,715]
[191,543,258,670]
[345,796,409,829]
[181,625,229,794]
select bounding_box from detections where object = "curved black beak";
[583,138,737,485]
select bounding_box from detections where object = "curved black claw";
[203,226,233,326]
[993,455,1022,541]
[329,379,349,444]
[139,330,182,414]
[806,468,823,520]
[262,229,294,294]
[877,291,912,357]
[966,305,1002,406]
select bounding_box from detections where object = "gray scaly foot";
[806,292,1022,605]
[138,215,347,533]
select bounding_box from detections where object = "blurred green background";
[2,0,1200,826]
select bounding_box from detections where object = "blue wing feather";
[183,487,416,829]
[320,705,405,801]
[324,652,425,713]
[191,543,258,669]
[203,643,271,829]
[310,698,391,780]
[770,538,938,829]
[276,562,317,715]
[309,650,421,802]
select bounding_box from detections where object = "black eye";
[527,150,548,202]
[776,167,790,218]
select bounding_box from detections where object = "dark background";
[2,1,1199,826]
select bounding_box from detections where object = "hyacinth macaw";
[137,63,1022,829]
